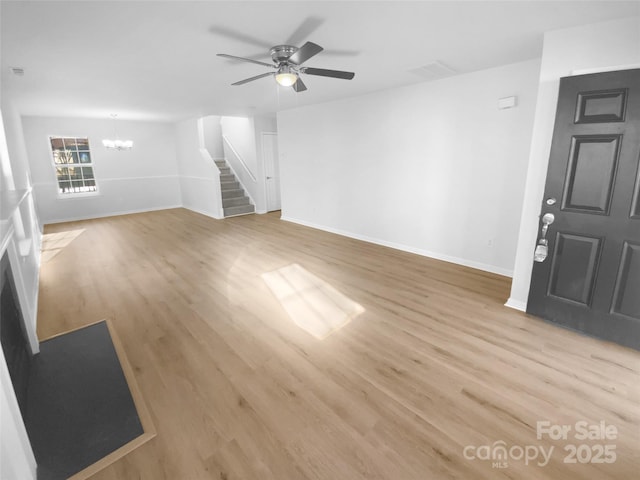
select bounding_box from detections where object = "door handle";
[534,213,555,263]
[540,213,554,239]
[266,176,273,180]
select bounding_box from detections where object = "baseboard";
[281,216,514,278]
[43,205,183,225]
[504,298,527,312]
[182,205,223,220]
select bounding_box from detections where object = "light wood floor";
[37,208,639,480]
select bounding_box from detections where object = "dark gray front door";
[527,69,640,350]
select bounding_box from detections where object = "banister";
[221,134,257,182]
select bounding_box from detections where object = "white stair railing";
[222,134,257,182]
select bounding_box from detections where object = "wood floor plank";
[35,208,640,479]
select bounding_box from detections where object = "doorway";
[527,69,640,350]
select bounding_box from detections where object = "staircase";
[215,159,255,217]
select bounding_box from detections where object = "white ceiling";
[1,1,638,122]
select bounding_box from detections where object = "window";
[49,137,97,194]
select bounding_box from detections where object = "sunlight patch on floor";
[262,263,365,340]
[41,229,85,262]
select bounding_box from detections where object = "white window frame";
[49,136,100,197]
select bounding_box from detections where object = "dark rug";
[25,321,144,480]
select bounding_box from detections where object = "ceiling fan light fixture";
[275,66,298,87]
[219,41,354,92]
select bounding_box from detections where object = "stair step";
[223,196,251,208]
[220,181,239,191]
[220,173,236,183]
[224,204,255,217]
[221,188,245,199]
[216,161,253,216]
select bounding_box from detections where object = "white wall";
[201,115,224,159]
[277,59,540,276]
[22,116,182,224]
[2,100,31,191]
[507,17,640,310]
[175,117,223,219]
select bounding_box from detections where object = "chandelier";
[102,114,133,150]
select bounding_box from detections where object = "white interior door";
[262,133,281,212]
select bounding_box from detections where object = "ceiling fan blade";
[285,17,324,46]
[209,26,272,49]
[322,48,360,57]
[288,41,323,65]
[302,67,355,80]
[217,54,274,68]
[292,77,307,92]
[232,72,274,86]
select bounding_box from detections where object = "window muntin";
[50,137,97,194]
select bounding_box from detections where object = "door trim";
[261,132,280,212]
[571,63,640,76]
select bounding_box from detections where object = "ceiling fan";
[217,41,355,92]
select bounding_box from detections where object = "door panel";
[563,135,621,213]
[632,174,640,218]
[576,89,627,123]
[527,69,640,350]
[611,242,640,319]
[548,233,601,305]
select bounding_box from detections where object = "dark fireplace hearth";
[1,250,150,480]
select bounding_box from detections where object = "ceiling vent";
[409,61,456,82]
[10,67,25,76]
